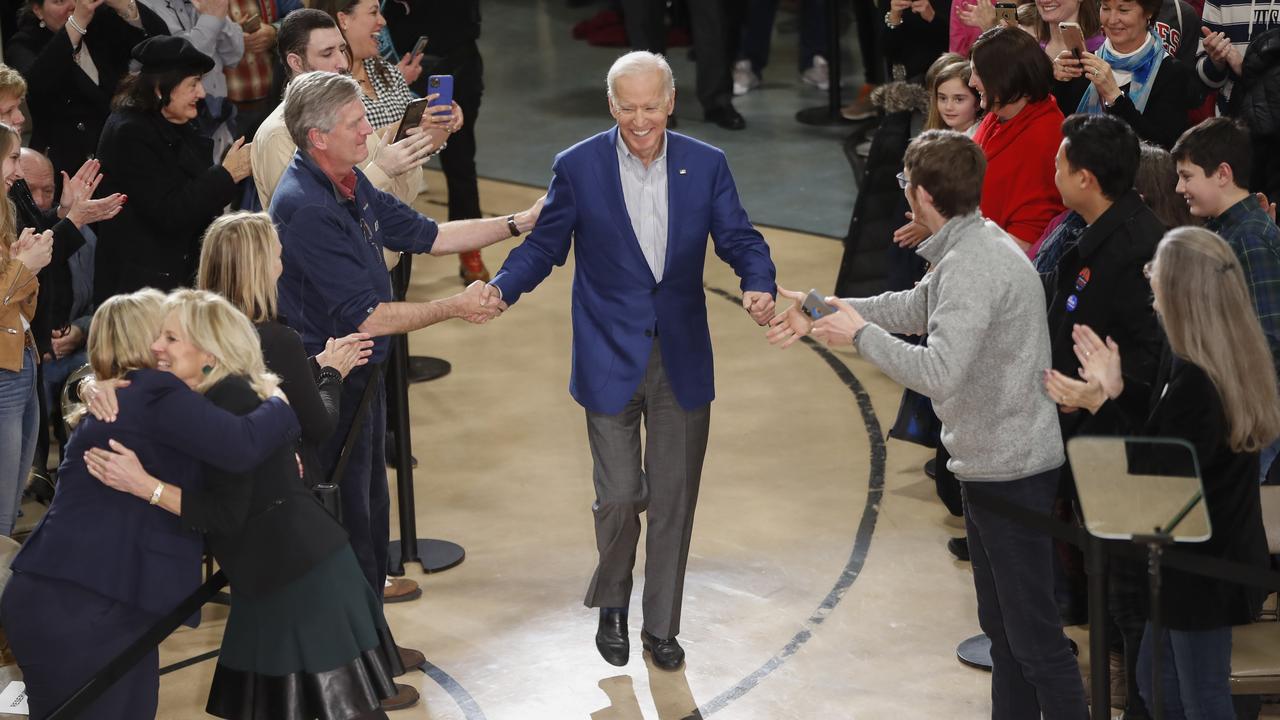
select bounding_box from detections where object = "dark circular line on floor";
[420,659,489,720]
[699,287,887,717]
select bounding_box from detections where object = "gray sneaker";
[801,55,830,91]
[732,59,760,96]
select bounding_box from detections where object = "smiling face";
[18,150,54,210]
[1175,160,1230,219]
[151,311,215,390]
[1036,0,1081,24]
[1053,139,1087,211]
[609,69,674,162]
[32,0,75,33]
[936,77,978,132]
[336,0,384,63]
[1,137,20,191]
[1099,0,1151,52]
[311,98,373,169]
[160,75,206,124]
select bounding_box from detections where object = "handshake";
[451,280,508,324]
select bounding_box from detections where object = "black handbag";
[313,365,384,522]
[887,387,941,448]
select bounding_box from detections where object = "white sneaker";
[732,59,760,96]
[802,55,830,91]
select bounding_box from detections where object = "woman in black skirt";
[84,289,399,720]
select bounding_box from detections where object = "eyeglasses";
[896,172,909,189]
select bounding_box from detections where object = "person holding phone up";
[1050,0,1199,149]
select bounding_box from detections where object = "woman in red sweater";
[970,27,1067,253]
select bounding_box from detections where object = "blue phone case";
[427,75,454,113]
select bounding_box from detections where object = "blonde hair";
[164,289,280,399]
[0,124,19,253]
[88,289,166,381]
[0,65,26,103]
[197,212,280,323]
[924,59,980,132]
[1154,227,1280,452]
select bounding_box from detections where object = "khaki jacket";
[0,256,38,372]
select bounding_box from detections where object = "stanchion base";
[387,538,465,575]
[796,105,856,127]
[407,356,451,384]
[957,633,993,671]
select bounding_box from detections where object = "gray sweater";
[851,213,1064,481]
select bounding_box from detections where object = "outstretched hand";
[810,297,867,347]
[455,280,508,324]
[766,286,813,348]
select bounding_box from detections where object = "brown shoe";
[459,250,490,284]
[840,84,879,121]
[381,683,419,712]
[398,645,425,671]
[384,577,422,603]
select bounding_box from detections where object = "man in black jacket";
[1043,112,1164,719]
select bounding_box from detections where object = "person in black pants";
[620,0,745,130]
[383,0,492,283]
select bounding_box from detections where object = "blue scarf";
[1077,31,1166,115]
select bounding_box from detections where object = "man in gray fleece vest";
[769,130,1087,719]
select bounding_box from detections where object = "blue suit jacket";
[12,369,299,621]
[492,128,776,415]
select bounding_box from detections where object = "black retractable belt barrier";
[46,571,228,720]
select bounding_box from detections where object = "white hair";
[282,70,361,151]
[605,51,675,102]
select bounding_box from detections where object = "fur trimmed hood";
[871,81,930,115]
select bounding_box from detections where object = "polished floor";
[134,173,995,719]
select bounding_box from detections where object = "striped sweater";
[1197,0,1280,97]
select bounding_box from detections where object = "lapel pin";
[679,168,687,175]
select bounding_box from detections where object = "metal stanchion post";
[796,0,855,126]
[1086,533,1111,720]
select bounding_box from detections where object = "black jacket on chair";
[6,6,169,177]
[93,108,238,304]
[1092,347,1271,630]
[181,376,350,599]
[1041,190,1164,438]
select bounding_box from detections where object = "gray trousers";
[583,341,711,639]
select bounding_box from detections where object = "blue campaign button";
[1066,294,1079,312]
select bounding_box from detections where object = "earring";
[202,365,213,375]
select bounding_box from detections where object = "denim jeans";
[0,347,39,535]
[1137,623,1234,720]
[733,0,828,74]
[1259,438,1280,484]
[962,469,1089,720]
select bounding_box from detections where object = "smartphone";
[410,35,429,58]
[801,289,839,321]
[239,12,261,33]
[392,97,430,143]
[994,2,1018,26]
[1059,21,1088,60]
[426,74,454,115]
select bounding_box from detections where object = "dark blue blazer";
[12,369,300,620]
[491,128,776,415]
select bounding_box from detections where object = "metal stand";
[1086,534,1111,720]
[385,255,465,575]
[1133,530,1173,720]
[956,633,992,671]
[796,0,854,126]
[408,355,451,383]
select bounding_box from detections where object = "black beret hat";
[131,36,216,76]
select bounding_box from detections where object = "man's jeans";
[1137,623,1234,720]
[962,468,1089,720]
[0,347,39,535]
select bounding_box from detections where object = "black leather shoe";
[596,608,629,666]
[924,458,937,479]
[704,106,746,130]
[947,537,970,562]
[641,629,685,670]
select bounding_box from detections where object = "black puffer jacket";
[1231,28,1280,200]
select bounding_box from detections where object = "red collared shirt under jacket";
[972,96,1067,249]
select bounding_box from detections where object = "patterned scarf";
[1077,31,1166,115]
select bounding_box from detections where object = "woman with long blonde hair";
[1046,226,1279,717]
[196,211,369,484]
[84,289,401,719]
[0,120,53,537]
[0,289,301,720]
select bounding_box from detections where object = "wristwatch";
[506,214,521,237]
[1103,92,1124,109]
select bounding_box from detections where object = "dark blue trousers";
[322,362,390,596]
[962,469,1089,720]
[0,571,160,720]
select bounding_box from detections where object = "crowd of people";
[0,0,1277,717]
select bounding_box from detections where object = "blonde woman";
[0,119,52,538]
[1046,226,1280,718]
[0,289,300,720]
[197,212,371,484]
[84,289,400,720]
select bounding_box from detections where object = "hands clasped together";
[1052,51,1124,105]
[1042,324,1124,414]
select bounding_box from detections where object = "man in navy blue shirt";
[270,71,541,694]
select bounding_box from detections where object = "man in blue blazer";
[484,51,776,670]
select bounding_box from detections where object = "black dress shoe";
[595,608,629,666]
[947,536,970,562]
[924,458,937,479]
[640,629,685,670]
[704,106,746,130]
